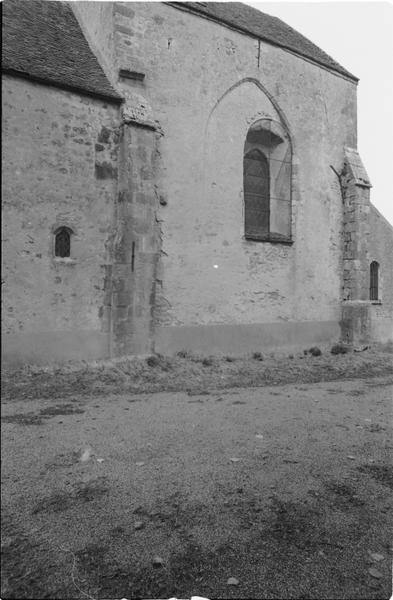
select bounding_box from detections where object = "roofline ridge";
[165,1,359,83]
[2,68,124,105]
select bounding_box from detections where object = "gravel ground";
[1,347,392,599]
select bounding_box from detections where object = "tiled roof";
[168,2,358,81]
[2,0,122,102]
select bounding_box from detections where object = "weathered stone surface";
[2,3,392,365]
[368,207,393,342]
[2,76,120,364]
[105,1,358,346]
[340,148,393,344]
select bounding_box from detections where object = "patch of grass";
[146,354,173,371]
[146,355,160,368]
[1,413,43,426]
[45,451,80,470]
[268,497,316,543]
[176,349,193,359]
[75,543,108,573]
[73,478,109,502]
[167,541,215,592]
[109,526,126,537]
[32,491,72,514]
[357,464,393,489]
[201,357,215,367]
[366,423,385,432]
[3,480,390,600]
[323,481,365,509]
[2,344,392,401]
[39,404,85,417]
[1,514,66,600]
[32,478,109,514]
[308,347,322,357]
[331,343,350,355]
[364,380,393,388]
[347,389,365,396]
[2,404,85,427]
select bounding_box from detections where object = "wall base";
[2,330,109,367]
[370,317,393,343]
[340,301,371,346]
[155,320,341,356]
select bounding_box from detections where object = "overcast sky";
[246,1,393,225]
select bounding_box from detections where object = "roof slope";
[168,2,357,81]
[2,0,122,102]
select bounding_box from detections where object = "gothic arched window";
[370,261,379,301]
[244,149,270,238]
[54,227,72,258]
[243,118,292,242]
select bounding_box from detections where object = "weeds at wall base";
[2,343,392,403]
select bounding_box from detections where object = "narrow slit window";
[55,227,71,258]
[369,261,379,301]
[131,241,136,272]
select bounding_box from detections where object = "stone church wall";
[5,3,389,364]
[368,206,393,342]
[338,148,392,345]
[2,75,120,365]
[107,2,359,353]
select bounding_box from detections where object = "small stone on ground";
[369,552,385,562]
[368,567,383,579]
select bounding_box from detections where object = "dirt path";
[1,374,392,599]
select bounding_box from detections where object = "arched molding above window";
[203,78,294,244]
[51,222,78,236]
[206,78,294,152]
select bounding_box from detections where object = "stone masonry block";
[113,291,132,307]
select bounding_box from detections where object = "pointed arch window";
[244,149,270,238]
[243,118,292,243]
[369,261,379,301]
[54,227,72,258]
